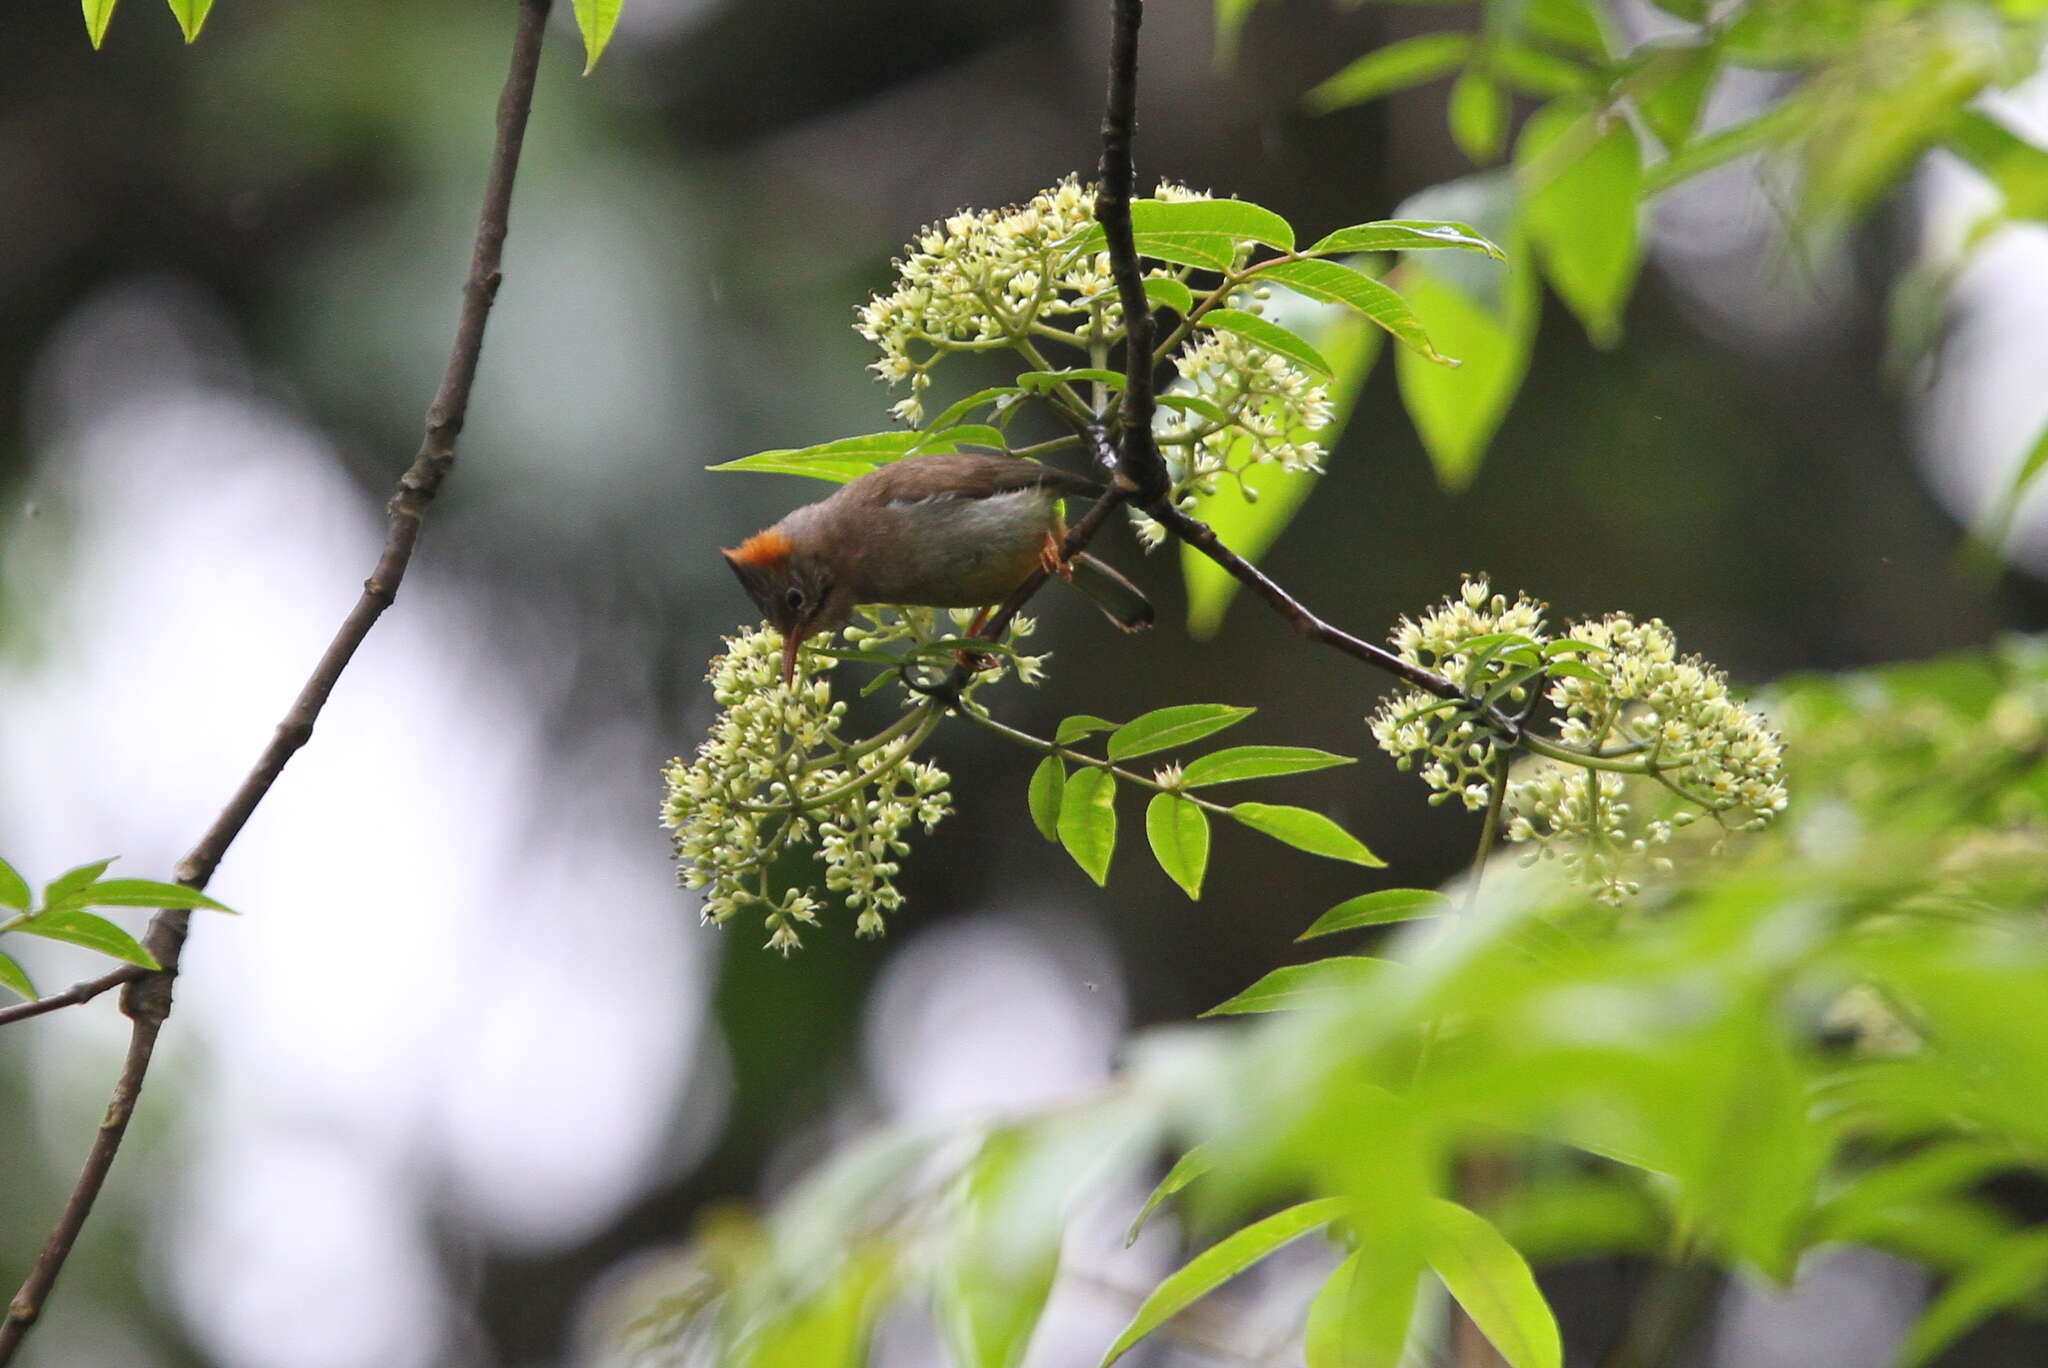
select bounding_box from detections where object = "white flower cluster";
[844,605,1050,688]
[1370,579,1788,902]
[1370,577,1549,809]
[855,176,1215,425]
[1133,319,1337,548]
[1510,613,1788,900]
[661,625,955,952]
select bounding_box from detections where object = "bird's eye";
[784,587,806,612]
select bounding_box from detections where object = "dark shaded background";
[2,1,2040,1365]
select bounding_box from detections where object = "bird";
[723,451,1154,684]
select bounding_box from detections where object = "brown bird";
[723,452,1154,684]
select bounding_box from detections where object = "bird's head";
[722,525,849,685]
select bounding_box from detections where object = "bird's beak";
[780,629,803,687]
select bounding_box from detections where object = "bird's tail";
[1066,553,1154,632]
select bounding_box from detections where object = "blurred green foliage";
[632,635,2048,1365]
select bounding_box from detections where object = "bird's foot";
[1039,532,1074,581]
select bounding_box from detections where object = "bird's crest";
[724,528,794,570]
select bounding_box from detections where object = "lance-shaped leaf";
[1304,32,1473,114]
[16,910,159,969]
[44,858,117,907]
[1518,100,1643,348]
[1027,757,1065,843]
[82,0,119,48]
[165,0,212,42]
[0,952,36,1003]
[57,879,234,913]
[1181,746,1354,787]
[708,431,926,482]
[0,857,29,912]
[573,0,624,75]
[1298,889,1451,940]
[1108,704,1255,761]
[1058,768,1118,885]
[1063,198,1295,270]
[1258,260,1454,364]
[1055,714,1120,746]
[1198,309,1333,378]
[1305,220,1506,260]
[1145,794,1210,900]
[1422,1200,1563,1368]
[1230,803,1384,866]
[1304,1244,1423,1368]
[1126,1147,1214,1246]
[1202,956,1391,1016]
[1101,1198,1351,1365]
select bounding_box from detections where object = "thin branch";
[0,1,553,1356]
[1094,0,1169,504]
[1149,500,1471,703]
[0,964,141,1029]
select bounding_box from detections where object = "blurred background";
[3,1,2047,1365]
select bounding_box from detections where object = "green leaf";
[937,1128,1067,1368]
[81,0,118,48]
[733,1249,892,1368]
[1145,794,1211,900]
[1422,1200,1563,1368]
[1258,260,1453,364]
[1297,889,1452,940]
[1230,803,1384,866]
[1055,714,1119,746]
[1304,33,1473,114]
[1183,310,1379,636]
[1901,1228,2048,1367]
[1949,111,2048,223]
[1518,101,1643,348]
[927,386,1025,432]
[1304,1244,1421,1368]
[61,879,233,913]
[1182,745,1355,787]
[919,423,1010,452]
[1058,768,1118,886]
[572,0,624,75]
[1143,277,1197,316]
[0,858,28,912]
[1199,309,1334,378]
[1155,392,1237,429]
[164,0,212,42]
[1520,0,1609,56]
[1132,197,1293,252]
[1101,1198,1351,1365]
[44,858,116,907]
[708,431,926,482]
[1126,1147,1214,1246]
[1972,415,2048,558]
[1449,70,1509,164]
[1063,198,1294,272]
[1635,42,1721,152]
[1306,220,1506,261]
[1027,757,1065,843]
[1108,704,1255,761]
[17,910,159,969]
[1489,42,1600,98]
[1201,957,1391,1016]
[1017,369,1125,393]
[1393,176,1536,490]
[0,952,36,1003]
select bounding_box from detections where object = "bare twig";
[1094,0,1168,504]
[0,1,554,1355]
[0,964,141,1029]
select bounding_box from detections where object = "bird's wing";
[855,452,1103,506]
